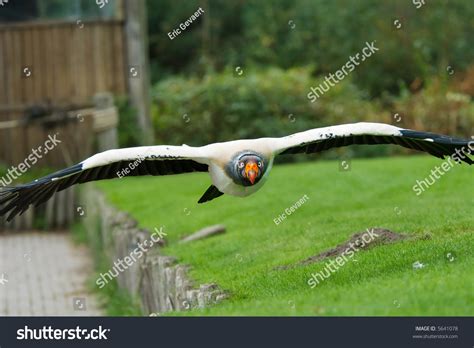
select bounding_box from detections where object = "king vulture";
[0,122,472,221]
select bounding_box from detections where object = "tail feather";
[198,185,224,204]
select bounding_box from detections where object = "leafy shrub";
[115,96,143,148]
[393,78,474,138]
[152,67,391,159]
[152,68,473,161]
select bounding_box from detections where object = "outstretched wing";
[0,145,210,221]
[273,122,473,164]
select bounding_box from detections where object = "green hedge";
[151,67,473,160]
[152,67,386,149]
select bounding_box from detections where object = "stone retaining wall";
[82,185,226,315]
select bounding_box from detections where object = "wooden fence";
[0,19,127,167]
[0,19,127,112]
[0,104,119,232]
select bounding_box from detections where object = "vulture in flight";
[0,122,472,221]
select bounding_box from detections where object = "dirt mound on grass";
[277,228,423,270]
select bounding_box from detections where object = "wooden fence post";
[123,0,153,145]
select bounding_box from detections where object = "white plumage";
[0,122,471,221]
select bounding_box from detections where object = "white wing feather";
[270,122,403,155]
[81,145,211,170]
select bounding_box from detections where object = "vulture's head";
[227,151,267,186]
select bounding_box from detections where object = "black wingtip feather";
[400,129,469,145]
[1,159,210,222]
[400,130,473,164]
[0,164,84,222]
[280,129,473,165]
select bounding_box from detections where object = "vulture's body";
[0,122,472,221]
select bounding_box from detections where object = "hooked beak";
[245,162,259,185]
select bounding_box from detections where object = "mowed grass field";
[96,155,473,316]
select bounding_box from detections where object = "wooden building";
[0,0,151,168]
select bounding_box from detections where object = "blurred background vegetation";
[145,0,474,156]
[1,0,473,154]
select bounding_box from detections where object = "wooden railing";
[0,19,127,166]
[0,102,119,231]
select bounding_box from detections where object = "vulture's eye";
[238,161,245,169]
[257,161,262,168]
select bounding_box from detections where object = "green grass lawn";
[96,155,473,316]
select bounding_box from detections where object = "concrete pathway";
[0,231,102,316]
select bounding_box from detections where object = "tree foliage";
[147,0,474,96]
